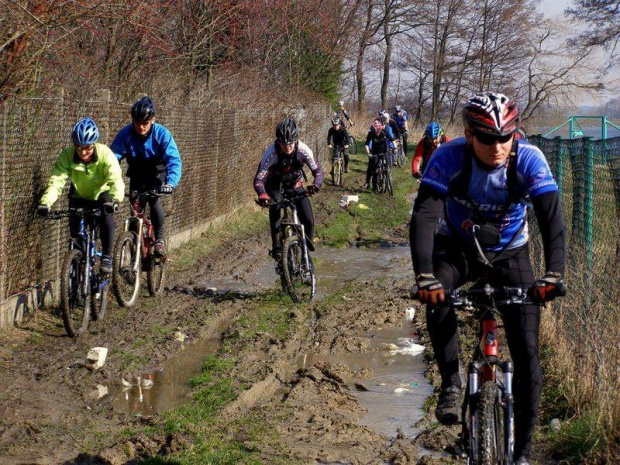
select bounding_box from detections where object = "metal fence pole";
[584,137,594,273]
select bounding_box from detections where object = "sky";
[539,0,573,16]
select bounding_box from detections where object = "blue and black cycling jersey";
[420,138,557,252]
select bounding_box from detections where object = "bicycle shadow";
[165,284,261,304]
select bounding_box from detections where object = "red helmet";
[462,92,520,137]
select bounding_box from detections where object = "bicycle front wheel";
[113,231,141,307]
[60,249,90,337]
[282,235,316,303]
[387,169,394,196]
[477,381,505,465]
[147,254,166,296]
[91,275,110,321]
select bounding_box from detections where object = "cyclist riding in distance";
[410,92,566,465]
[364,118,394,191]
[37,117,125,274]
[334,100,355,127]
[254,117,324,262]
[391,105,409,157]
[110,96,182,260]
[327,117,350,173]
[379,110,401,164]
[411,121,451,179]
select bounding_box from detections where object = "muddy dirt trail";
[0,165,465,464]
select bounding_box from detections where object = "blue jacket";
[111,123,182,187]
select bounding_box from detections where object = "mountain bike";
[445,284,535,465]
[47,208,111,337]
[331,146,345,186]
[260,190,316,303]
[374,153,393,196]
[112,190,168,307]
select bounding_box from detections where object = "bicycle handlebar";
[126,189,171,200]
[46,207,103,220]
[446,285,533,307]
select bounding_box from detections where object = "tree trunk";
[356,0,374,113]
[380,1,391,109]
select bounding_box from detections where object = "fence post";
[584,137,594,274]
[555,136,564,198]
[569,139,583,242]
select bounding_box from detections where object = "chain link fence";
[0,93,331,324]
[529,135,620,451]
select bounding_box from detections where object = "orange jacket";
[411,135,451,176]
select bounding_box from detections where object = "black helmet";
[275,118,299,144]
[131,96,156,121]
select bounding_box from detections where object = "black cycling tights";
[69,192,114,257]
[427,235,539,459]
[267,187,314,250]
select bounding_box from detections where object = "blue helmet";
[72,117,99,145]
[425,121,442,139]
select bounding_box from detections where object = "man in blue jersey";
[111,96,182,259]
[391,105,409,156]
[410,92,566,465]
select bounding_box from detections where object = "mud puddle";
[194,244,413,299]
[105,320,230,415]
[301,319,432,438]
[107,245,425,429]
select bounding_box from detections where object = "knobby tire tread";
[281,235,315,303]
[478,381,503,465]
[147,253,166,296]
[60,249,89,337]
[112,231,141,307]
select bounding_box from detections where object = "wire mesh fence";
[0,93,331,309]
[529,135,620,446]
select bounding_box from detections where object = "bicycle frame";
[279,198,310,267]
[124,191,160,267]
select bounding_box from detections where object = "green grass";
[173,205,269,270]
[547,413,608,463]
[320,147,415,247]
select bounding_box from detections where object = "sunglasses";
[474,131,513,145]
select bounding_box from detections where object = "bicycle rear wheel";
[60,249,90,337]
[396,145,404,167]
[147,254,166,296]
[113,231,141,307]
[282,235,316,303]
[387,169,394,196]
[477,381,505,465]
[349,136,358,154]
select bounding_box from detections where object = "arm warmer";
[409,184,445,275]
[531,190,566,275]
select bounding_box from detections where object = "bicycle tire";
[112,231,141,307]
[396,145,404,167]
[147,254,166,296]
[349,136,358,154]
[60,249,89,337]
[91,275,109,321]
[281,235,316,303]
[477,381,504,465]
[332,158,342,186]
[387,169,394,196]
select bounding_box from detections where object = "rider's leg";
[295,187,315,251]
[365,156,375,189]
[96,192,115,257]
[147,196,165,242]
[268,189,284,254]
[402,132,408,156]
[343,147,350,172]
[491,247,538,461]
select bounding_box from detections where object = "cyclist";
[380,110,400,165]
[334,100,355,127]
[254,117,324,262]
[37,117,125,274]
[110,96,182,259]
[410,92,566,465]
[327,117,350,173]
[364,118,394,191]
[391,105,409,156]
[411,121,451,179]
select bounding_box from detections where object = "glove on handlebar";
[160,184,174,194]
[257,193,271,207]
[306,185,319,196]
[415,273,445,305]
[532,272,565,303]
[37,205,49,218]
[103,200,119,214]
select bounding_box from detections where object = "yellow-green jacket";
[40,143,125,207]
